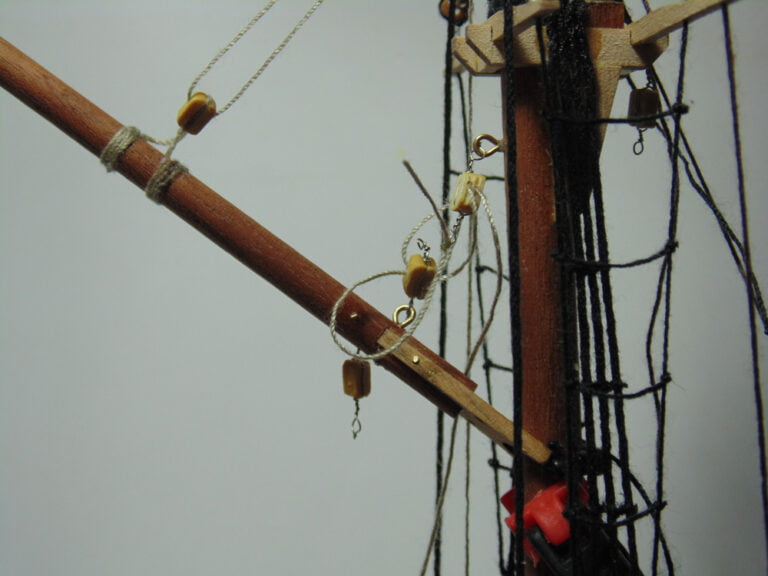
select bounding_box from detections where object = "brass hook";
[472,134,504,159]
[393,303,417,328]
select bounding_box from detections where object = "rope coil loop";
[100,126,143,172]
[145,159,189,203]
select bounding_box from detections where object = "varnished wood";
[499,6,625,574]
[0,37,552,460]
[508,66,566,475]
[379,328,552,465]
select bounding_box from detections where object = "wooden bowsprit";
[0,36,553,467]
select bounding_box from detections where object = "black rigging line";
[540,2,678,574]
[626,67,768,335]
[649,22,688,576]
[457,67,514,575]
[631,10,767,569]
[558,241,678,271]
[543,3,648,573]
[475,254,511,575]
[721,5,768,565]
[435,3,460,574]
[476,264,511,283]
[471,1,765,575]
[472,1,766,575]
[501,2,527,574]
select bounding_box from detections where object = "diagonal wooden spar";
[0,37,552,466]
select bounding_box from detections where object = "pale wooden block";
[512,0,562,34]
[453,3,561,75]
[177,92,216,135]
[588,28,669,71]
[629,0,738,46]
[466,22,504,67]
[456,8,668,75]
[342,359,371,399]
[510,27,546,68]
[594,65,622,144]
[451,37,503,75]
[450,172,487,215]
[487,1,561,46]
[453,2,670,139]
[402,254,436,300]
[487,10,505,46]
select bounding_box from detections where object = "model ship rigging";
[0,1,765,575]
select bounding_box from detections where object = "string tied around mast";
[99,126,190,203]
[100,125,142,172]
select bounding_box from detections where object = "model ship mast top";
[447,1,746,574]
[453,0,737,126]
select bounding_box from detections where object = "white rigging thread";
[420,20,507,570]
[99,0,328,198]
[328,141,505,576]
[186,0,280,105]
[328,170,503,364]
[328,207,459,362]
[187,0,327,116]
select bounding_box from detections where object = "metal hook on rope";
[633,128,646,155]
[393,303,417,328]
[351,399,362,439]
[472,134,505,159]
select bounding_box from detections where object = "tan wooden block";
[403,254,437,300]
[343,359,371,399]
[177,92,216,135]
[629,0,738,46]
[450,172,487,215]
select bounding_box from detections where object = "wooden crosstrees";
[454,2,669,139]
[452,3,562,75]
[454,0,740,125]
[453,1,664,496]
[452,1,743,573]
[629,0,739,45]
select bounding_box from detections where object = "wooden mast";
[511,0,628,505]
[511,6,626,575]
[452,0,743,573]
[1,1,750,571]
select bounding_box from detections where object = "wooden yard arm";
[0,37,552,466]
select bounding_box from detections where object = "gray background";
[1,1,767,574]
